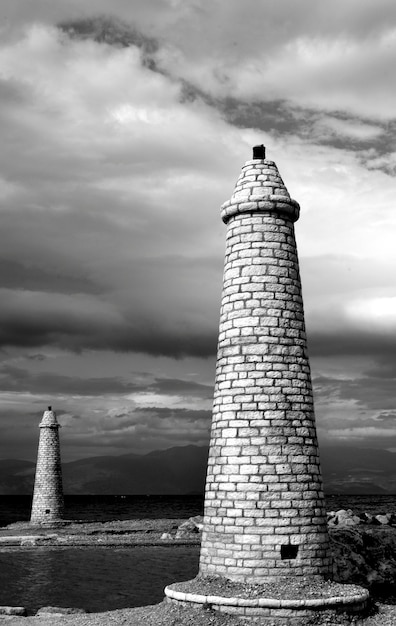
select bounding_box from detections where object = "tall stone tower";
[30,407,64,525]
[199,145,331,582]
[165,147,368,621]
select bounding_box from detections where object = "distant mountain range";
[0,445,395,495]
[320,447,396,494]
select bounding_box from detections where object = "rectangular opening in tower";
[281,544,299,560]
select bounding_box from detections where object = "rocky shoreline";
[0,511,395,625]
[0,517,198,547]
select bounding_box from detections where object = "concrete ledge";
[165,584,369,609]
[0,606,27,616]
[165,580,370,623]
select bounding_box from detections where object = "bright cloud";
[346,297,396,328]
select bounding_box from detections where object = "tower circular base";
[165,577,370,624]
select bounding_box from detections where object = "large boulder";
[327,509,361,527]
[175,516,203,538]
[189,515,204,530]
[160,532,173,540]
[375,513,394,525]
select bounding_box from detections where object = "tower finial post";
[252,144,266,159]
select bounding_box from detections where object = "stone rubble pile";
[327,509,396,527]
[175,511,396,537]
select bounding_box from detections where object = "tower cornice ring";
[221,195,300,223]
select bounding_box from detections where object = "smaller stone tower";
[30,407,64,525]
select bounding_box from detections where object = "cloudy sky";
[1,0,396,462]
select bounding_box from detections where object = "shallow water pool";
[0,546,200,614]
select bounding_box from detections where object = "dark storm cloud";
[0,258,101,294]
[0,143,223,357]
[0,301,217,358]
[219,99,390,156]
[0,406,44,460]
[0,365,134,395]
[338,377,396,412]
[147,379,213,399]
[0,192,222,359]
[103,407,211,435]
[59,402,212,457]
[139,406,211,422]
[312,375,341,401]
[375,411,396,423]
[308,329,396,358]
[59,16,159,63]
[65,426,210,454]
[364,358,396,379]
[313,372,396,412]
[313,372,396,451]
[0,363,214,398]
[25,354,46,361]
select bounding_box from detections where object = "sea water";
[0,494,394,614]
[1,493,395,528]
[0,545,199,614]
[0,494,205,527]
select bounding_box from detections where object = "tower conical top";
[39,406,59,428]
[221,146,300,223]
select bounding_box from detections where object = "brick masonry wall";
[166,597,367,625]
[199,158,332,582]
[30,411,64,524]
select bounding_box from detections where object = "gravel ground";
[169,574,366,600]
[0,600,395,626]
[0,602,247,626]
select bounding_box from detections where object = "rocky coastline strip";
[0,510,395,625]
[1,508,395,547]
[0,517,200,547]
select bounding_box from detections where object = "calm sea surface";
[0,494,205,528]
[0,494,394,614]
[0,545,200,614]
[1,493,395,528]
